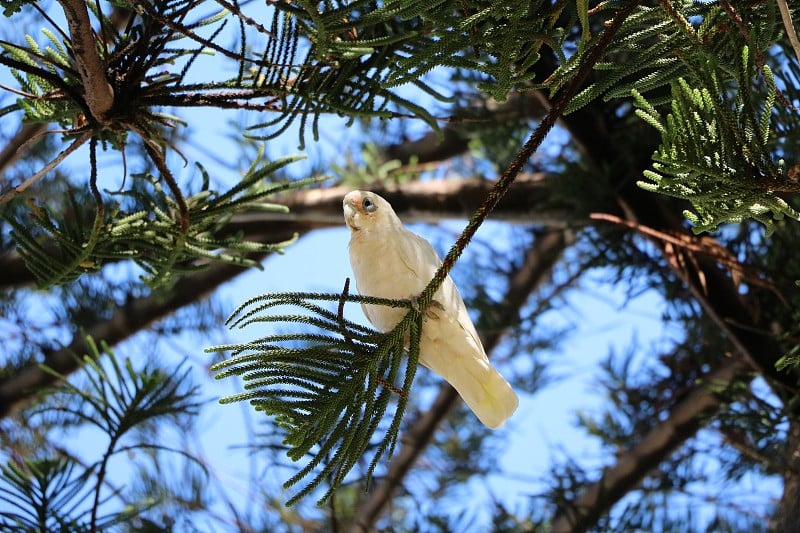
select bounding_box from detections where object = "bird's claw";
[408,295,444,319]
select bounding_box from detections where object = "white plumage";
[343,190,518,429]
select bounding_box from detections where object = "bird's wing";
[394,228,486,357]
[394,228,441,283]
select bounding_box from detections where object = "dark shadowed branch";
[0,255,260,419]
[550,356,753,533]
[0,174,578,289]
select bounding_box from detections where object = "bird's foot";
[408,295,444,319]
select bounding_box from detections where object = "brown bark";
[0,184,572,418]
[382,91,549,165]
[0,174,576,290]
[775,420,800,532]
[550,357,752,532]
[57,0,114,124]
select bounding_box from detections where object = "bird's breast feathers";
[349,226,436,299]
[349,225,482,351]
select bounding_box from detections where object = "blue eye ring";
[363,197,377,213]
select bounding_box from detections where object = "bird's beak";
[343,199,359,231]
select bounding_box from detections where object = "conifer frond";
[376,0,565,102]
[1,0,33,16]
[38,336,201,436]
[208,291,421,505]
[0,338,201,531]
[556,1,800,234]
[554,3,700,113]
[6,155,320,288]
[0,457,97,532]
[633,52,800,235]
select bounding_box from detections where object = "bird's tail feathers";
[426,356,518,429]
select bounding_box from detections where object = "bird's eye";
[362,197,377,213]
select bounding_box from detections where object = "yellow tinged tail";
[426,355,519,429]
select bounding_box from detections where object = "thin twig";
[590,212,793,299]
[0,131,92,205]
[140,136,189,232]
[777,0,800,65]
[416,0,641,312]
[0,123,48,180]
[338,277,352,344]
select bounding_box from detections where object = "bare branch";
[0,255,264,419]
[0,190,568,421]
[777,0,800,66]
[382,91,549,165]
[0,174,577,290]
[0,130,92,204]
[0,123,48,179]
[550,356,753,533]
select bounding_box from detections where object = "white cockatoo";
[343,190,518,429]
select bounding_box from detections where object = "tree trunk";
[776,419,800,532]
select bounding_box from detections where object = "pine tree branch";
[0,181,573,419]
[381,91,550,165]
[543,49,800,533]
[538,68,798,532]
[0,123,47,180]
[0,255,261,420]
[0,174,574,290]
[549,356,753,533]
[56,0,114,124]
[0,7,132,182]
[344,17,794,529]
[350,228,573,532]
[412,0,641,328]
[278,174,566,222]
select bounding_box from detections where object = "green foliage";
[1,0,33,16]
[0,337,202,531]
[377,0,566,101]
[40,338,200,437]
[777,336,800,372]
[553,3,705,113]
[613,2,800,234]
[5,155,317,288]
[1,31,81,126]
[545,1,800,234]
[0,0,574,290]
[1,458,108,532]
[331,142,420,185]
[208,290,421,505]
[634,64,798,235]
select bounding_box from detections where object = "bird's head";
[343,190,399,232]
